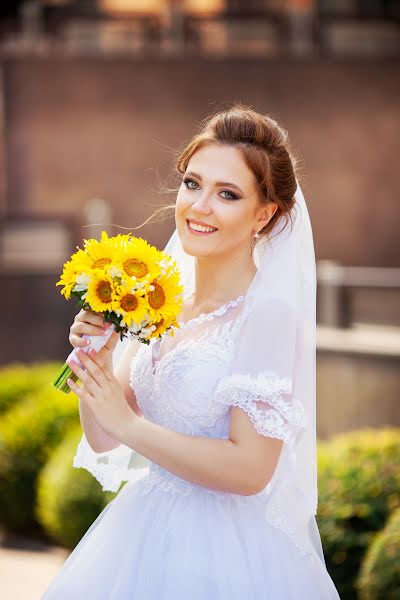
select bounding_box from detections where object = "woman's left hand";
[66,331,136,442]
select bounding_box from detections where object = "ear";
[254,202,278,232]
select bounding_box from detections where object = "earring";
[254,230,260,239]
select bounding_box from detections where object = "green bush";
[35,424,116,549]
[0,385,78,533]
[316,428,400,600]
[356,506,400,600]
[0,361,62,415]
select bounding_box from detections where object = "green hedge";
[317,428,400,600]
[0,361,62,415]
[35,424,116,549]
[2,359,399,593]
[0,385,78,533]
[356,506,400,599]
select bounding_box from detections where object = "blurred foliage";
[316,428,400,600]
[35,424,116,549]
[0,361,63,415]
[1,360,400,597]
[0,385,78,533]
[356,506,400,599]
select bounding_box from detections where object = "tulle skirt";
[41,475,340,599]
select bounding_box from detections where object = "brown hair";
[120,102,301,251]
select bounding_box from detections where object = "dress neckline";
[176,293,245,330]
[150,292,246,376]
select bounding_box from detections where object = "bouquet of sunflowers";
[52,230,184,394]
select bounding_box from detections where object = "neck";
[191,247,257,306]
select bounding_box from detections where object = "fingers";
[78,346,114,384]
[72,321,110,338]
[97,330,120,361]
[68,351,104,392]
[69,334,91,349]
[67,375,93,404]
[103,330,120,352]
[76,309,110,328]
[69,310,113,348]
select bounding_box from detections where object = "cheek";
[175,192,191,235]
[175,190,191,215]
[220,209,253,238]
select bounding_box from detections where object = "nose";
[191,190,212,215]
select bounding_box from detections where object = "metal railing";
[317,260,400,328]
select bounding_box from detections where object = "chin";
[180,240,210,258]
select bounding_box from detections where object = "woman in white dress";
[42,103,341,599]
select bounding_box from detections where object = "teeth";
[189,221,217,233]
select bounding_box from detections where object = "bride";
[42,103,341,599]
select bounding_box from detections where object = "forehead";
[187,143,258,191]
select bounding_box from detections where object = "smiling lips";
[186,219,218,235]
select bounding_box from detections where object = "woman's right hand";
[69,310,113,349]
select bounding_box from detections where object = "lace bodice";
[131,294,245,434]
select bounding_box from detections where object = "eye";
[183,178,239,201]
[183,178,199,190]
[220,190,239,201]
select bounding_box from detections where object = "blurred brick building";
[0,0,399,366]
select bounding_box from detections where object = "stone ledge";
[317,324,400,358]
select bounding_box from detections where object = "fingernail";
[85,339,90,345]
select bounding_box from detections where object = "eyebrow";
[184,171,244,196]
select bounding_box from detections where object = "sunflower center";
[120,293,138,312]
[123,258,148,278]
[148,282,165,310]
[96,280,112,303]
[93,257,112,269]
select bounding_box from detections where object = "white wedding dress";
[41,295,340,599]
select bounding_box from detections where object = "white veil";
[73,180,324,562]
[161,180,322,561]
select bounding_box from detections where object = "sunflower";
[113,232,133,245]
[112,283,149,327]
[55,259,77,300]
[118,237,162,283]
[153,317,177,339]
[83,269,118,312]
[146,266,184,324]
[70,230,117,273]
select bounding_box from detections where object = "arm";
[69,310,142,452]
[67,326,287,496]
[80,337,143,453]
[119,406,283,496]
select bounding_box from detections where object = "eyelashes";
[182,178,240,201]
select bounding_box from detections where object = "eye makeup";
[182,178,240,201]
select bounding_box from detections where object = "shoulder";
[241,294,297,330]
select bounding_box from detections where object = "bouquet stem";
[52,364,80,394]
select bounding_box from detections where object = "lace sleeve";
[73,432,149,492]
[214,371,306,446]
[214,295,307,447]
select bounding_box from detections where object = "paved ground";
[0,531,70,599]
